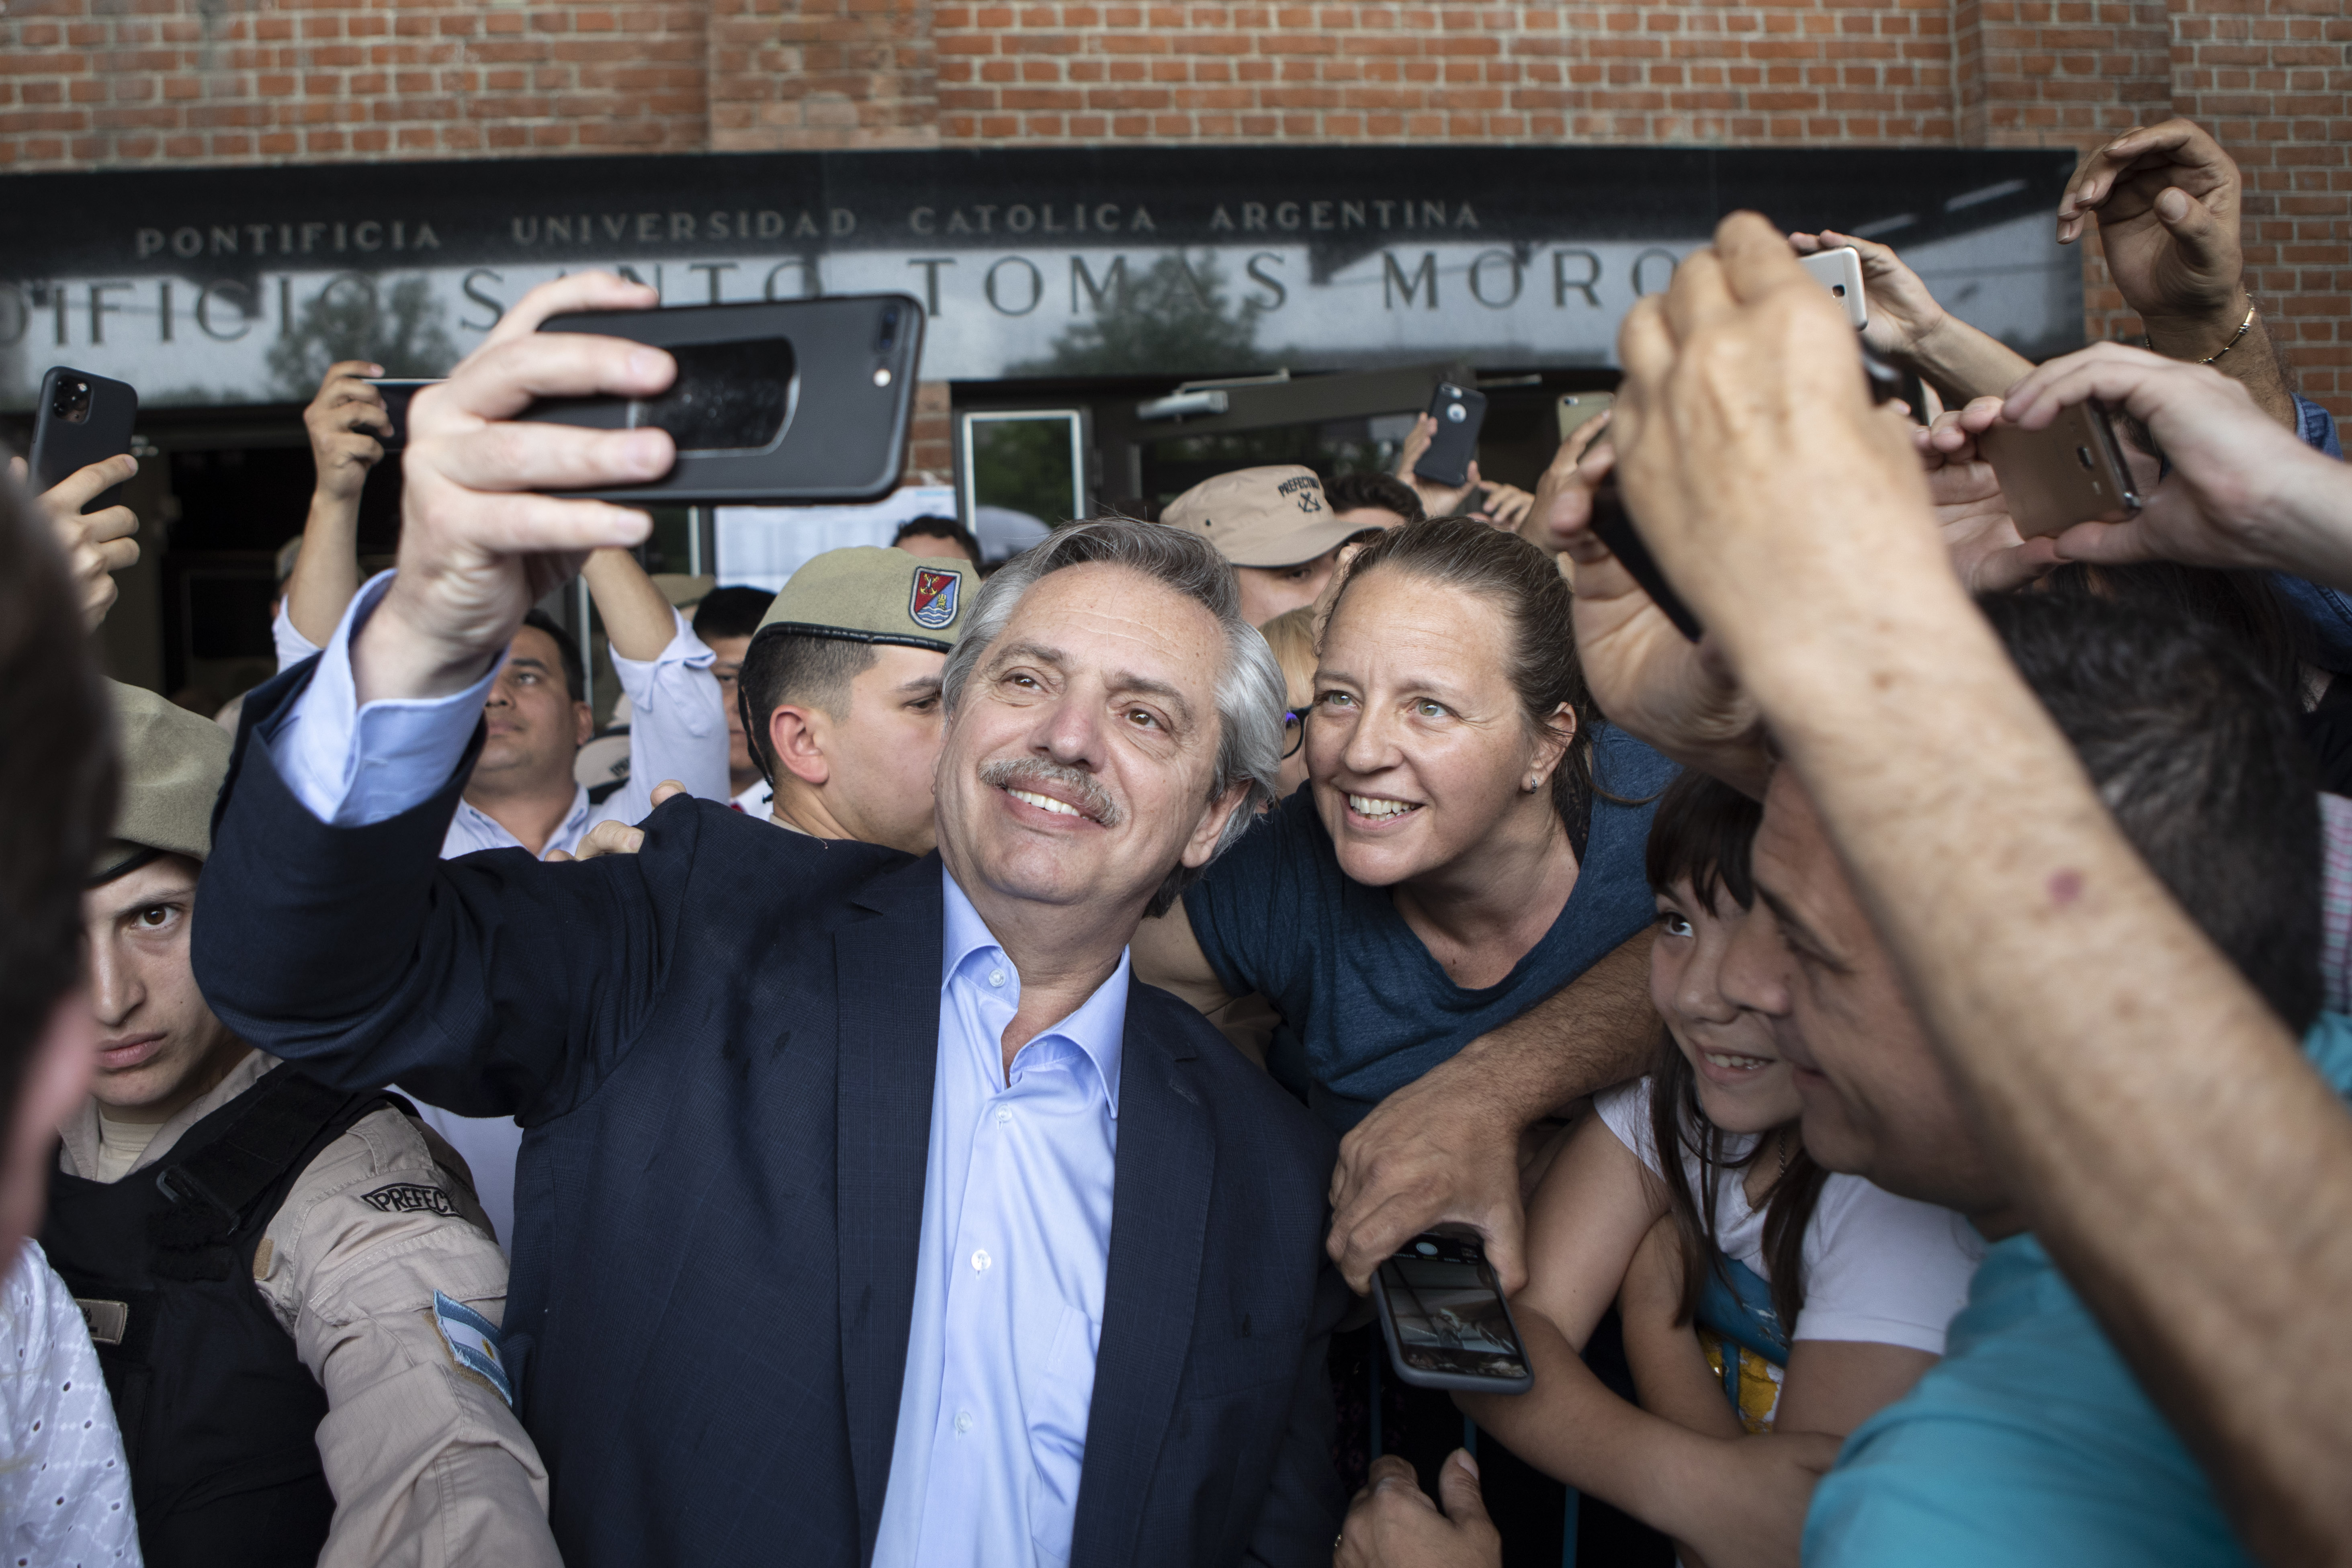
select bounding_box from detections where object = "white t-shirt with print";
[1596,1078,1983,1353]
[0,1239,139,1566]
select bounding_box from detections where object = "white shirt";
[731,776,774,816]
[1597,1079,1982,1352]
[0,1241,140,1566]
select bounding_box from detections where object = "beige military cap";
[1159,465,1357,569]
[93,680,233,884]
[752,546,970,652]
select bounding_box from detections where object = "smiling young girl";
[1459,772,1983,1568]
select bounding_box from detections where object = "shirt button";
[987,968,1006,987]
[971,1249,991,1273]
[954,1409,973,1434]
[995,1108,1012,1127]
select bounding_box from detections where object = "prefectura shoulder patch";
[361,1181,458,1217]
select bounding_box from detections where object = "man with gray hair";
[191,273,1345,1568]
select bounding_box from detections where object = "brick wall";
[708,0,937,150]
[0,0,709,166]
[2167,0,2350,409]
[931,1,1959,145]
[2,0,2344,409]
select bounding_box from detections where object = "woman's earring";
[1526,774,1542,792]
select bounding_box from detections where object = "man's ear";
[768,704,833,789]
[572,700,596,749]
[1178,778,1256,871]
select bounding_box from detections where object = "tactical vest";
[42,1066,397,1568]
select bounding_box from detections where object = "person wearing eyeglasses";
[1259,606,1319,800]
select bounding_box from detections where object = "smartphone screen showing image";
[1374,1234,1533,1394]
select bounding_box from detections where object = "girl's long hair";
[1644,771,1828,1335]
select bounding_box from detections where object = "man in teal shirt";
[1731,592,2328,1567]
[1808,1011,2352,1566]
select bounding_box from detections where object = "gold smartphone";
[1556,392,1614,444]
[1978,400,2142,539]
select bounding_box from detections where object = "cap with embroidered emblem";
[749,546,970,653]
[1158,465,1357,569]
[92,681,234,884]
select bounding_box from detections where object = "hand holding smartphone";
[1798,246,1870,332]
[1413,382,1489,491]
[1371,1232,1533,1395]
[518,295,924,504]
[1976,400,2142,538]
[30,368,139,510]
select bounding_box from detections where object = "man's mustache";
[978,757,1122,827]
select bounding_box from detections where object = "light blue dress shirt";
[271,572,731,857]
[261,576,1130,1566]
[871,871,1126,1568]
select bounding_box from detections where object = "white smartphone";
[1799,246,1869,331]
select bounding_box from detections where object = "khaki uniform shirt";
[58,1050,561,1568]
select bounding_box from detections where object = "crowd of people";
[3,114,2350,1568]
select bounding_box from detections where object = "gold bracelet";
[2147,300,2258,365]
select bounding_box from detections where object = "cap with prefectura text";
[750,546,969,653]
[1158,464,1358,569]
[92,680,233,885]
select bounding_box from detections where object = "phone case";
[1798,248,1869,332]
[362,378,440,451]
[522,295,924,504]
[1980,400,2141,539]
[1371,1243,1536,1396]
[30,367,139,506]
[1414,382,1488,490]
[1556,392,1614,445]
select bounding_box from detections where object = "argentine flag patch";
[434,1291,515,1408]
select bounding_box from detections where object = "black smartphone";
[520,295,924,504]
[1592,345,1910,643]
[1371,1232,1533,1396]
[29,366,138,509]
[361,378,439,452]
[1414,382,1488,491]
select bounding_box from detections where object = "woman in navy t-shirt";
[1136,516,1677,1131]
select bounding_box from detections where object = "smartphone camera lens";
[1445,403,1467,424]
[876,307,900,352]
[51,379,91,424]
[2076,445,2095,470]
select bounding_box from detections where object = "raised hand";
[305,360,394,505]
[11,453,139,629]
[1609,213,1944,695]
[1520,408,1613,555]
[1913,405,2061,593]
[1992,341,2352,588]
[2057,119,2244,329]
[1394,412,1484,520]
[357,273,678,707]
[1789,229,1945,363]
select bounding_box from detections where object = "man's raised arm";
[194,274,695,1116]
[1601,212,2352,1563]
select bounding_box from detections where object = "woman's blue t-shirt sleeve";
[1181,787,1314,1004]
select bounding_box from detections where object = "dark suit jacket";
[195,663,1348,1568]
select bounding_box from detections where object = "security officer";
[43,684,559,1568]
[735,545,969,855]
